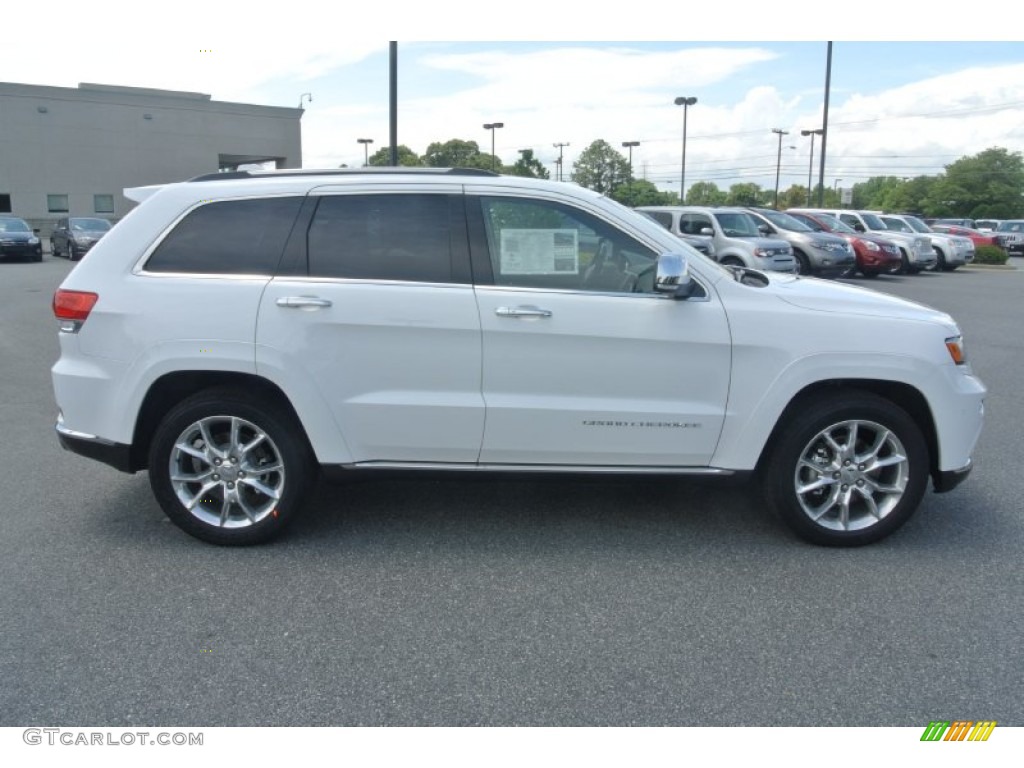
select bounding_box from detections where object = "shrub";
[973,245,1008,265]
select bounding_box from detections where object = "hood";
[772,273,955,326]
[0,231,34,242]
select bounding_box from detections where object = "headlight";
[753,248,768,257]
[29,236,40,245]
[945,335,967,365]
[864,240,879,251]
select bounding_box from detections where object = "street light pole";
[357,138,374,167]
[483,122,504,171]
[674,96,697,202]
[621,141,639,181]
[801,128,823,206]
[771,128,789,210]
[553,142,569,181]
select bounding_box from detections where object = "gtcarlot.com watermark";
[23,728,203,747]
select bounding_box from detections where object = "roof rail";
[188,167,501,182]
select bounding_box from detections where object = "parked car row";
[0,215,113,263]
[637,205,982,279]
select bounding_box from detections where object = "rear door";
[256,185,485,464]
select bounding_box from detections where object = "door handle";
[276,296,333,309]
[495,306,552,318]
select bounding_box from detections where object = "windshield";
[758,209,813,232]
[70,218,112,232]
[882,217,913,234]
[996,221,1024,233]
[713,212,760,237]
[816,213,855,233]
[0,218,31,233]
[903,216,932,233]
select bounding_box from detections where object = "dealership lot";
[1,256,1022,726]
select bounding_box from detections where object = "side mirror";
[853,223,865,233]
[700,227,714,236]
[654,252,696,299]
[757,224,772,236]
[33,228,41,235]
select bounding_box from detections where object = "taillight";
[53,289,98,333]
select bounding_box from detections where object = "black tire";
[932,248,946,272]
[793,250,811,276]
[861,270,879,279]
[943,264,959,272]
[761,390,929,546]
[148,388,315,545]
[897,249,911,274]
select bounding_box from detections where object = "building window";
[47,194,69,213]
[0,194,11,213]
[94,194,114,214]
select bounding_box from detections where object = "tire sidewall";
[763,392,929,546]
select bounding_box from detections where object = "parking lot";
[1,255,1022,726]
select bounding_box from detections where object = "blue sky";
[3,3,1021,193]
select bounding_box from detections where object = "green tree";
[924,147,1024,218]
[509,149,550,179]
[421,138,503,171]
[726,183,764,207]
[685,181,726,205]
[779,184,810,209]
[610,179,676,208]
[367,145,422,167]
[851,176,903,210]
[571,140,630,195]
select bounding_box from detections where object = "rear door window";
[307,193,462,283]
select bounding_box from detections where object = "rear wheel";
[148,389,315,545]
[761,391,929,546]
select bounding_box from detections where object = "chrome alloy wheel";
[169,415,285,528]
[793,419,909,532]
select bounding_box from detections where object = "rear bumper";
[933,460,972,493]
[55,417,135,473]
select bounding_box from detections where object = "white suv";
[52,169,986,547]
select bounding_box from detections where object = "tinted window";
[679,213,712,236]
[640,210,672,229]
[478,196,657,293]
[308,194,454,282]
[146,197,302,274]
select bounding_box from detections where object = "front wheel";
[148,389,315,545]
[761,391,929,546]
[792,251,811,276]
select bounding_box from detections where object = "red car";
[785,210,902,277]
[929,224,1002,250]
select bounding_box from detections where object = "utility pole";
[553,142,570,181]
[771,128,789,210]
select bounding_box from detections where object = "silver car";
[879,214,973,271]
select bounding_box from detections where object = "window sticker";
[499,229,579,275]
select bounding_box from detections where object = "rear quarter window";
[145,196,303,274]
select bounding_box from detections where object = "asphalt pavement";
[1,254,1022,726]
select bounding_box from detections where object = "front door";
[467,191,732,467]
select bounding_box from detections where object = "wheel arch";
[130,371,312,472]
[756,378,938,479]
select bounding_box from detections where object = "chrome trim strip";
[55,421,114,444]
[339,461,734,476]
